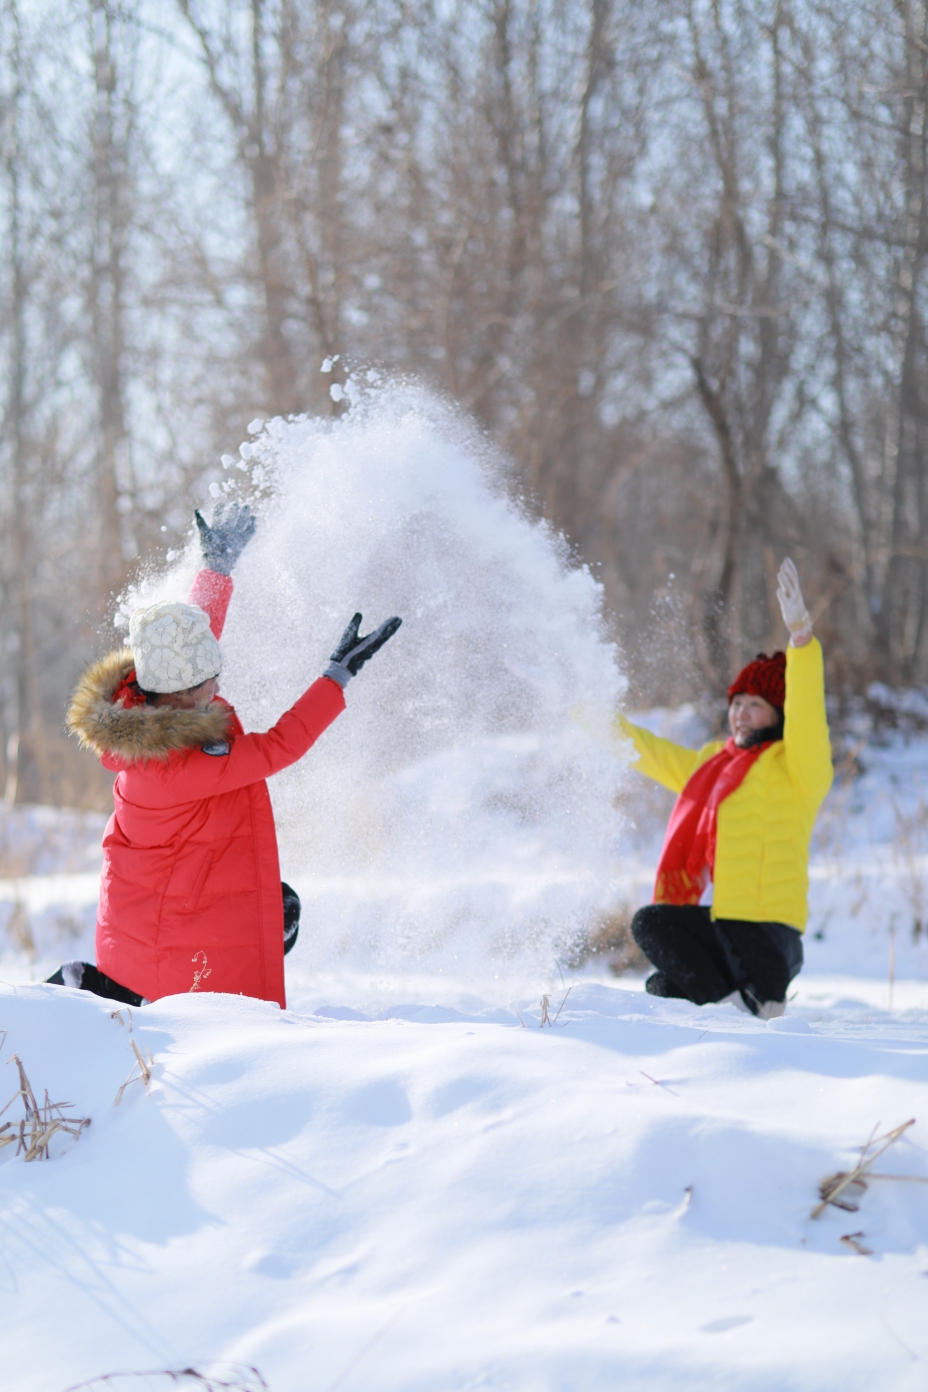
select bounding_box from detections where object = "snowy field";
[0,974,926,1392]
[1,394,927,1390]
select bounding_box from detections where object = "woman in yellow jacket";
[620,559,832,1018]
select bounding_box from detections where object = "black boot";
[282,882,300,956]
[46,961,144,1007]
[645,971,688,999]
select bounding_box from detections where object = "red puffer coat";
[67,571,344,1006]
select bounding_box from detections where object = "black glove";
[195,501,256,575]
[324,612,402,687]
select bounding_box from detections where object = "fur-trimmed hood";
[67,648,232,763]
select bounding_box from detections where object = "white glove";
[776,558,812,639]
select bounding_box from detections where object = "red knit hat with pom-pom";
[727,651,786,708]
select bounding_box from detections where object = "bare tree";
[0,0,49,802]
[89,0,137,601]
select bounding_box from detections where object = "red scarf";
[653,738,771,905]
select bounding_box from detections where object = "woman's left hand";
[195,501,256,575]
[776,558,813,646]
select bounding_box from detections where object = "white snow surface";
[0,977,927,1392]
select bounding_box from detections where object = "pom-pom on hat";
[129,601,222,694]
[727,651,786,709]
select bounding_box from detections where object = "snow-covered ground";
[1,706,927,1392]
[1,975,926,1392]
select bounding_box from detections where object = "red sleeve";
[122,678,346,805]
[189,569,234,638]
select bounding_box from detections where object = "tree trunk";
[90,0,134,603]
[3,0,49,803]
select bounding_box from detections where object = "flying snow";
[124,381,628,984]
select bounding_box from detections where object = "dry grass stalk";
[819,1169,928,1213]
[114,1039,154,1106]
[110,1007,134,1033]
[813,1118,916,1218]
[640,1070,680,1097]
[0,1054,89,1161]
[538,987,571,1027]
[551,986,572,1024]
[839,1231,873,1256]
[62,1364,268,1391]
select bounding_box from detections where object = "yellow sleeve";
[783,638,833,807]
[570,704,722,793]
[615,715,722,794]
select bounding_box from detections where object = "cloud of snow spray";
[126,380,629,995]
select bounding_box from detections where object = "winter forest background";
[2,0,928,809]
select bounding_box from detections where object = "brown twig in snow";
[0,1055,89,1161]
[640,1070,680,1097]
[813,1119,916,1218]
[114,1039,155,1105]
[62,1364,269,1390]
[551,986,572,1024]
[840,1231,873,1256]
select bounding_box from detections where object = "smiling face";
[729,692,779,747]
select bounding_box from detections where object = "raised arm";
[572,702,716,793]
[776,559,833,804]
[189,501,257,637]
[189,569,233,638]
[617,715,719,794]
[121,608,403,803]
[782,640,832,804]
[128,677,346,804]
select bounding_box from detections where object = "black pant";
[631,904,803,1013]
[46,882,302,1005]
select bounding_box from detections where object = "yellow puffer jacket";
[614,640,832,931]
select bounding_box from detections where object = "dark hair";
[142,674,218,705]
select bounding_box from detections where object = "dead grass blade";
[61,1364,268,1391]
[839,1231,873,1256]
[551,986,572,1024]
[114,1038,155,1106]
[640,1070,680,1097]
[818,1173,867,1212]
[813,1118,917,1218]
[537,987,572,1028]
[0,1055,89,1162]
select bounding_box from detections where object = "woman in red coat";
[48,503,400,1009]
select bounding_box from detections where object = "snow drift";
[2,979,927,1392]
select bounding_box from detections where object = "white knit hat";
[129,601,222,694]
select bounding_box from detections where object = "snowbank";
[0,980,925,1391]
